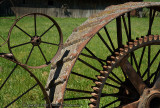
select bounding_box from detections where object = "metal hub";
[31,36,41,46]
[139,89,160,108]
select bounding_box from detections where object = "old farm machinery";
[1,2,160,108]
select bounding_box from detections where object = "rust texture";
[46,2,160,107]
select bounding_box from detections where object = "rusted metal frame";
[97,32,113,53]
[78,58,101,72]
[121,60,147,95]
[104,26,115,51]
[10,42,31,49]
[84,47,105,65]
[34,14,37,36]
[102,99,119,108]
[15,25,32,38]
[64,97,91,101]
[116,16,123,48]
[25,46,34,64]
[0,64,18,90]
[40,24,55,37]
[71,71,119,89]
[142,49,160,78]
[138,47,146,69]
[5,83,38,108]
[38,45,48,64]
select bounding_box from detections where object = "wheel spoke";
[122,15,129,41]
[110,71,123,83]
[25,45,34,64]
[116,16,123,48]
[78,58,100,72]
[121,60,147,95]
[97,32,113,53]
[64,97,91,101]
[15,25,31,38]
[41,41,59,46]
[34,14,37,36]
[0,64,18,90]
[153,62,160,89]
[142,49,160,78]
[139,47,146,69]
[148,46,151,79]
[71,71,96,81]
[10,42,31,49]
[66,88,92,94]
[38,45,48,63]
[40,24,55,37]
[81,53,105,63]
[132,52,141,76]
[122,100,139,108]
[102,99,119,108]
[4,83,38,108]
[147,9,156,35]
[104,27,115,51]
[101,93,134,100]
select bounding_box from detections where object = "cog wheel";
[89,35,160,107]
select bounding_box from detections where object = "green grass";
[0,11,160,108]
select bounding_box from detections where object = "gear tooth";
[91,93,98,98]
[107,61,112,66]
[119,48,124,55]
[134,40,138,46]
[95,81,102,86]
[143,36,148,42]
[97,76,105,81]
[139,38,143,44]
[124,45,128,52]
[89,103,96,108]
[90,98,97,103]
[103,65,107,69]
[115,52,120,59]
[111,56,116,61]
[92,86,100,92]
[129,42,133,49]
[149,35,153,41]
[100,71,108,76]
[154,35,158,40]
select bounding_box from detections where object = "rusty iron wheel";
[0,54,52,108]
[8,13,63,69]
[89,35,160,108]
[45,2,160,108]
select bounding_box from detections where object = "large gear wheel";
[89,35,160,107]
[46,2,160,108]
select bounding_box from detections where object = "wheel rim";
[0,54,51,107]
[8,13,63,69]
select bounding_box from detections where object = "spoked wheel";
[0,54,51,108]
[89,35,160,108]
[45,2,160,108]
[8,13,63,69]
